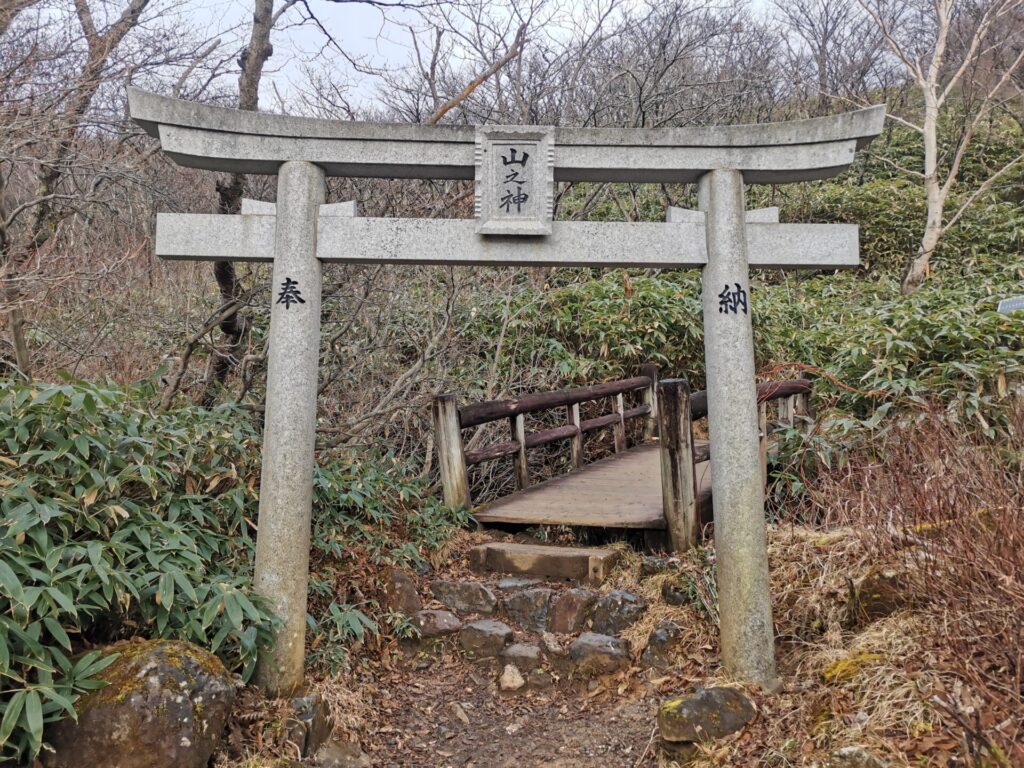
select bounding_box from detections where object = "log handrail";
[458,375,653,428]
[688,378,812,421]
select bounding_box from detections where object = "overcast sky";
[193,0,775,111]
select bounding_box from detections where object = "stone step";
[469,542,620,585]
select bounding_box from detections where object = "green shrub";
[0,378,469,761]
[0,379,278,762]
[306,453,470,672]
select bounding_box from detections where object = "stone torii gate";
[129,88,884,694]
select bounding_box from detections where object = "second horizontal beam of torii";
[156,202,858,270]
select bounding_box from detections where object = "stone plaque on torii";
[129,88,884,694]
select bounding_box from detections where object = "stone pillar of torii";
[130,88,884,694]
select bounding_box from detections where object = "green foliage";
[306,453,469,672]
[462,197,1022,433]
[0,379,279,762]
[0,379,469,761]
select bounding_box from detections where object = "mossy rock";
[42,639,235,768]
[658,686,756,744]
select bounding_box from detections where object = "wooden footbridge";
[433,367,812,558]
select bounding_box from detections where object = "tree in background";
[0,0,224,379]
[857,0,1024,293]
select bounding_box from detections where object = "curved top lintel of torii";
[128,87,885,185]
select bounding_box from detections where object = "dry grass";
[788,401,1024,766]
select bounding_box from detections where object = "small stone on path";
[413,609,462,637]
[658,687,755,743]
[641,620,683,669]
[500,643,543,672]
[496,576,543,590]
[540,632,566,656]
[499,664,526,691]
[459,619,513,657]
[640,556,675,577]
[661,577,692,606]
[448,702,471,726]
[431,579,497,615]
[311,740,372,768]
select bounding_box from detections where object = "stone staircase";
[385,544,683,692]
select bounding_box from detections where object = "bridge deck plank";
[473,442,712,530]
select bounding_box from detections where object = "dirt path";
[361,648,673,768]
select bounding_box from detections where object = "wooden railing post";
[432,394,471,509]
[780,394,796,428]
[794,371,813,431]
[640,362,659,441]
[567,403,583,468]
[611,393,626,452]
[511,413,529,489]
[658,378,698,552]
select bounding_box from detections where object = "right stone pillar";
[698,168,777,687]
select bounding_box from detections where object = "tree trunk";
[902,219,943,294]
[902,99,945,295]
[199,0,275,406]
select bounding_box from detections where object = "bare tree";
[774,0,891,114]
[0,0,228,380]
[857,0,1024,293]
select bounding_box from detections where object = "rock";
[286,690,332,757]
[431,579,497,615]
[496,576,542,590]
[826,746,889,768]
[499,664,526,691]
[500,643,543,672]
[312,740,372,768]
[504,587,553,632]
[448,701,471,726]
[412,609,462,637]
[42,639,234,768]
[382,567,422,614]
[459,619,513,657]
[540,632,566,656]
[659,740,699,763]
[658,687,756,743]
[591,589,646,635]
[641,621,683,669]
[549,588,597,633]
[641,556,674,577]
[661,576,693,606]
[569,632,629,675]
[846,566,911,625]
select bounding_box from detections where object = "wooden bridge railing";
[433,369,813,551]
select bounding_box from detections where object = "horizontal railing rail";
[458,376,653,428]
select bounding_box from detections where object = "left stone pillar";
[253,160,326,695]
